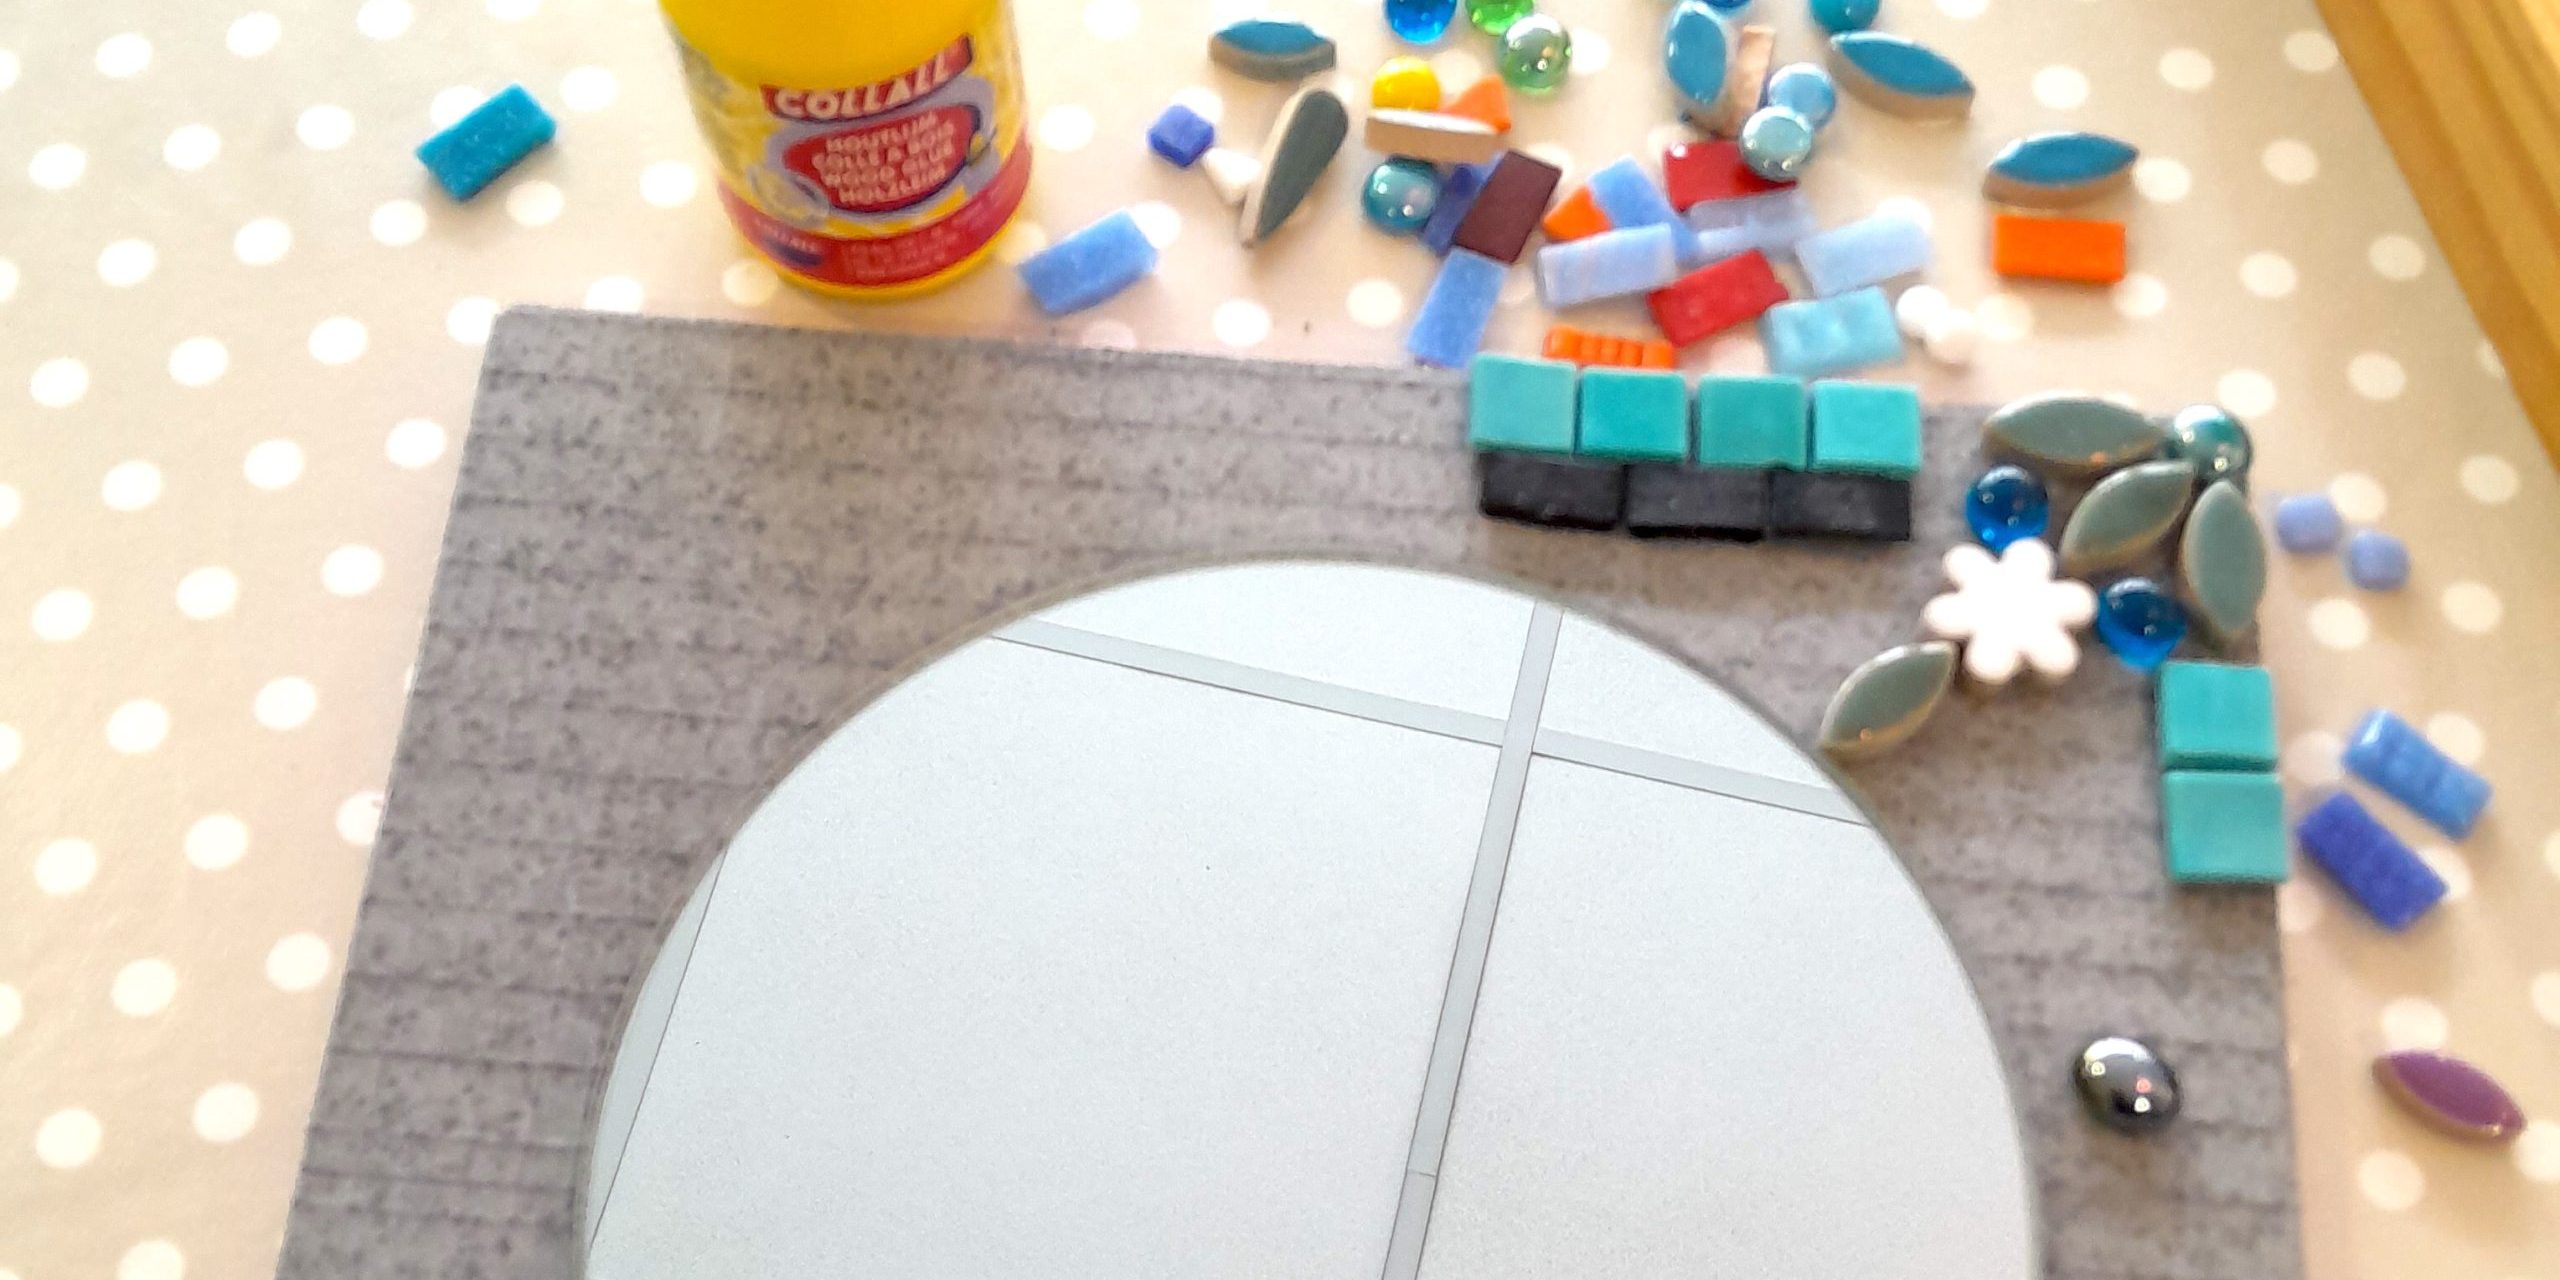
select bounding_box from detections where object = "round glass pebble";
[2344,529,2410,591]
[1965,465,2049,552]
[2095,578,2189,672]
[1361,159,1443,235]
[1466,0,1534,36]
[2165,403,2253,484]
[2076,1036,2180,1135]
[1385,0,1457,43]
[1809,0,1881,33]
[1764,62,1838,129]
[1738,106,1816,180]
[2272,493,2343,554]
[1497,14,1573,92]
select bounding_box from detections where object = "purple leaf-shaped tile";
[2372,1051,2525,1143]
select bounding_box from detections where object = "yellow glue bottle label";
[668,5,1030,296]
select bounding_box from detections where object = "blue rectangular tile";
[2342,709,2491,839]
[1793,211,1934,297]
[1407,249,1509,368]
[2295,791,2446,930]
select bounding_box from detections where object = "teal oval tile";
[2060,460,2194,574]
[1211,18,1340,81]
[1240,86,1350,244]
[1984,393,2166,476]
[1827,32,1974,119]
[1819,641,1957,761]
[1663,2,1734,115]
[2179,479,2265,642]
[1983,132,2138,208]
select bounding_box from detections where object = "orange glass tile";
[1541,326,1581,361]
[1540,185,1612,243]
[1991,213,2127,284]
[1444,77,1512,133]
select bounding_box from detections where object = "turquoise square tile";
[1468,354,1577,453]
[1809,380,1923,477]
[1694,374,1807,469]
[2156,662,2277,771]
[1577,368,1691,461]
[2161,770,2290,884]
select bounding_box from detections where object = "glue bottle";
[659,0,1031,299]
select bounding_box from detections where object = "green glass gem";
[1497,14,1573,93]
[1467,0,1535,35]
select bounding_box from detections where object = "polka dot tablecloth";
[3,0,2558,1276]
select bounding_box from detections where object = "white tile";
[1538,615,1835,788]
[1421,759,2034,1280]
[589,639,1498,1280]
[1032,560,1535,718]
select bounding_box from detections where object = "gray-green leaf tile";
[1819,641,1957,761]
[1984,393,2166,478]
[2180,479,2265,643]
[2060,460,2193,574]
[1240,86,1350,245]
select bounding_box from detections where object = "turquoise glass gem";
[1983,131,2139,207]
[1498,15,1574,93]
[1827,32,1975,118]
[1738,106,1817,181]
[1385,0,1457,43]
[1708,0,1755,9]
[1810,0,1881,33]
[2166,403,2254,484]
[1362,159,1443,235]
[1467,0,1533,35]
[1965,464,2049,551]
[1765,62,1838,128]
[2096,578,2189,672]
[1210,19,1340,82]
[1663,2,1734,113]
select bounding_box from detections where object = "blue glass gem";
[1764,62,1838,129]
[1663,2,1735,115]
[2095,578,2189,672]
[1707,0,1755,9]
[1738,106,1817,181]
[2165,403,2253,484]
[2344,529,2410,591]
[1385,0,1458,44]
[1827,32,1975,119]
[1965,464,2050,551]
[1810,0,1882,34]
[1362,159,1444,235]
[2272,493,2343,554]
[1983,131,2139,207]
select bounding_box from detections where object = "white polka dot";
[0,257,16,302]
[31,588,94,642]
[106,699,169,754]
[2132,156,2190,203]
[2514,1122,2560,1183]
[994,221,1049,266]
[30,142,88,188]
[0,49,15,92]
[309,316,368,365]
[244,439,303,489]
[1567,28,1611,77]
[358,0,413,38]
[1895,284,1951,336]
[1345,279,1406,329]
[321,545,384,596]
[1211,298,1271,348]
[1080,318,1137,349]
[2366,234,2424,281]
[0,984,18,1036]
[184,814,248,870]
[1170,86,1224,125]
[720,259,780,307]
[2358,1149,2424,1210]
[101,460,162,511]
[2158,48,2214,91]
[117,1240,184,1280]
[1523,142,1574,181]
[2459,455,2519,504]
[94,33,152,78]
[2216,369,2276,417]
[585,275,643,312]
[1036,105,1095,152]
[1873,195,1933,232]
[370,199,427,246]
[229,11,282,57]
[2441,581,2502,633]
[337,791,385,846]
[0,484,17,527]
[1975,293,2033,343]
[2284,29,2340,73]
[2379,996,2447,1050]
[2262,138,2318,184]
[386,418,447,469]
[110,959,176,1016]
[29,357,88,408]
[34,1109,102,1168]
[1085,0,1141,40]
[168,337,229,387]
[2416,845,2471,901]
[1128,201,1182,250]
[2101,273,2165,319]
[2477,339,2506,380]
[34,839,97,895]
[1937,0,1987,16]
[561,65,618,111]
[2423,712,2484,764]
[233,217,292,265]
[176,567,239,619]
[641,161,698,207]
[2537,831,2557,882]
[2327,472,2386,522]
[0,724,17,774]
[297,104,354,150]
[163,125,219,172]
[487,0,540,19]
[2348,352,2405,401]
[2275,877,2323,933]
[2532,971,2560,1028]
[255,677,318,730]
[2308,597,2370,650]
[193,1083,259,1143]
[97,238,157,287]
[2031,65,2089,109]
[2237,252,2295,299]
[504,179,563,227]
[448,296,499,344]
[266,933,333,992]
[428,86,483,129]
[1431,49,1485,90]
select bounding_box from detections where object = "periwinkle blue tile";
[2344,530,2409,591]
[2272,493,2343,554]
[2343,709,2490,839]
[1407,249,1508,368]
[1759,287,1902,377]
[1420,162,1491,255]
[1017,210,1158,315]
[1537,223,1685,307]
[1794,210,1933,296]
[2296,791,2446,930]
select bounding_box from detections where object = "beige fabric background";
[1,1,2555,1278]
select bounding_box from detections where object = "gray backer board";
[281,308,2301,1280]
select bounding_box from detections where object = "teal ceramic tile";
[1578,368,1691,461]
[2156,662,2277,771]
[1695,374,1807,469]
[2161,770,2289,884]
[1468,354,1577,453]
[1809,380,1922,477]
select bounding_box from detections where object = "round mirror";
[580,561,2034,1280]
